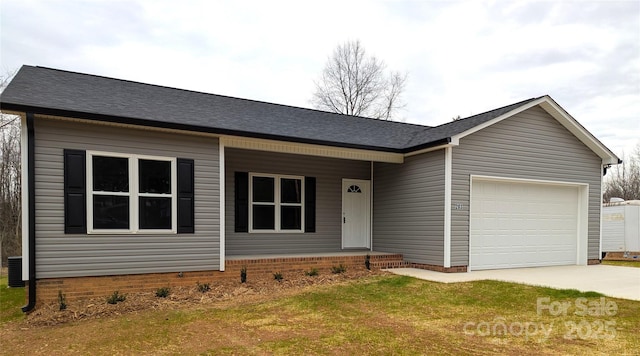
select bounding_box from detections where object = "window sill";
[248,229,305,234]
[87,229,177,235]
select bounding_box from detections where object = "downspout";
[22,113,36,313]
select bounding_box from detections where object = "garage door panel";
[470,180,579,270]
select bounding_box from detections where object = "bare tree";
[312,40,407,120]
[603,143,640,202]
[0,70,21,266]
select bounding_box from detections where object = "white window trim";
[87,151,177,234]
[249,173,304,233]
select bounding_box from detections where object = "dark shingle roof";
[403,97,542,150]
[0,66,540,153]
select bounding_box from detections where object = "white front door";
[342,179,371,249]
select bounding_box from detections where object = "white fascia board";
[222,135,404,163]
[404,143,456,157]
[450,96,620,165]
[450,98,546,145]
[537,98,620,165]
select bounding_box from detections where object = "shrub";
[331,264,347,274]
[156,287,170,298]
[240,266,247,283]
[305,268,319,277]
[365,254,371,270]
[196,282,211,293]
[273,272,284,282]
[106,291,127,305]
[58,290,67,311]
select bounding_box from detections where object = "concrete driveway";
[386,265,640,301]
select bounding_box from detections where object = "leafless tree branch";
[311,40,407,120]
[603,143,640,202]
[0,69,21,266]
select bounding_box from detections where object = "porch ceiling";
[226,251,397,260]
[222,135,404,163]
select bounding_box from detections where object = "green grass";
[0,275,25,323]
[602,259,640,268]
[1,275,639,355]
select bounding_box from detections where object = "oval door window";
[347,185,362,193]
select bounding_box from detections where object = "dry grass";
[602,260,640,268]
[0,274,25,323]
[1,269,639,355]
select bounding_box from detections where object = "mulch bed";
[603,252,640,261]
[24,267,387,327]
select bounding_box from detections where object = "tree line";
[603,144,640,202]
[1,71,21,265]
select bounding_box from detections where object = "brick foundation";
[588,259,602,265]
[33,253,404,306]
[404,262,468,273]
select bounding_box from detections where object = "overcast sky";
[1,0,638,157]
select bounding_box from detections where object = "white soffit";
[222,135,404,163]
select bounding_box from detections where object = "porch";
[225,251,406,276]
[34,251,406,304]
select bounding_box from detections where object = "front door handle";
[343,217,346,223]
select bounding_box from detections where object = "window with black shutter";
[234,172,315,233]
[64,150,194,234]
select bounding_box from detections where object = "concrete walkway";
[386,265,640,301]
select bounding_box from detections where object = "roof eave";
[0,102,405,154]
[537,97,621,165]
[449,96,620,165]
[402,137,453,155]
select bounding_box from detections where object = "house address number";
[453,203,464,210]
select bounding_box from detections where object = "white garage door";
[469,179,580,270]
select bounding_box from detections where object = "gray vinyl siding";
[451,106,602,266]
[34,118,220,278]
[373,150,445,264]
[225,148,370,255]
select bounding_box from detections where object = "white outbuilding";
[602,199,640,254]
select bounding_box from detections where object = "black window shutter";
[64,149,86,234]
[235,172,249,232]
[305,176,316,233]
[177,158,195,233]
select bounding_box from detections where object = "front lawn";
[1,274,638,355]
[0,274,25,323]
[602,259,640,268]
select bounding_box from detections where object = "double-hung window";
[250,173,303,232]
[88,151,176,233]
